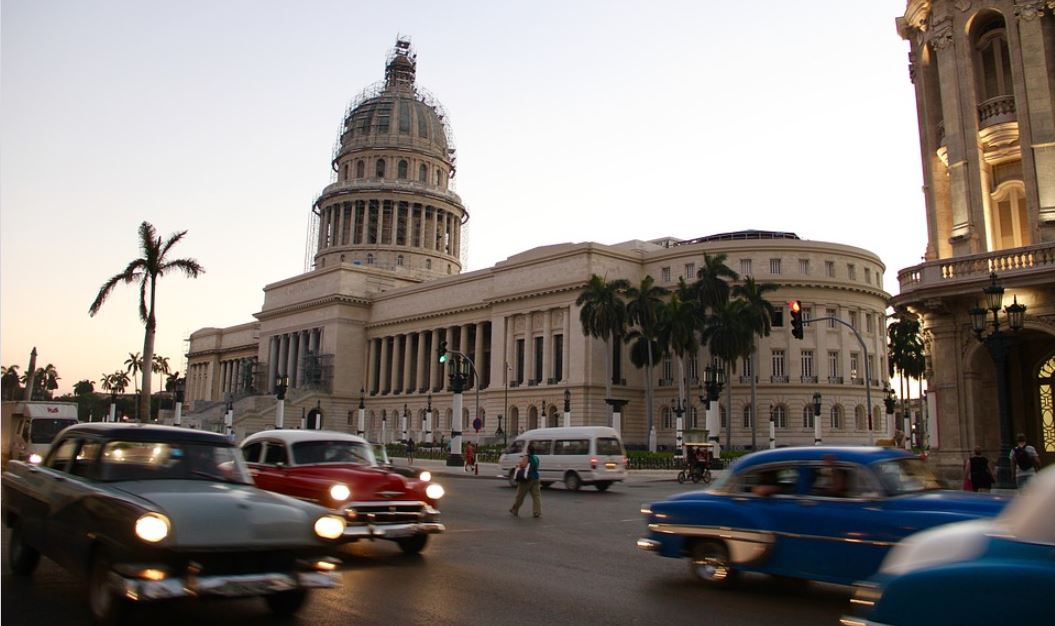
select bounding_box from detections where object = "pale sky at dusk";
[1,0,924,396]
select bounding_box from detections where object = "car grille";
[169,549,305,576]
[343,501,430,525]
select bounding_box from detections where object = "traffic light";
[438,340,449,364]
[789,300,804,340]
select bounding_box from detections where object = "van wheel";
[7,522,40,576]
[564,472,582,491]
[595,481,611,492]
[688,540,738,588]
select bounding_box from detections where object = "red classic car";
[241,430,445,554]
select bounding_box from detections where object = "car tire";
[7,523,40,576]
[265,589,309,616]
[397,534,429,555]
[688,540,738,587]
[88,551,127,626]
[595,481,611,492]
[564,472,582,491]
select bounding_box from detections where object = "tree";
[733,277,779,449]
[73,379,95,396]
[152,355,170,376]
[694,253,740,312]
[575,274,630,424]
[888,315,926,430]
[20,364,60,400]
[701,298,754,449]
[124,352,143,391]
[624,275,669,451]
[89,221,204,422]
[1,365,22,401]
[655,281,701,425]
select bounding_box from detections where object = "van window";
[596,437,624,455]
[554,439,589,455]
[504,440,525,455]
[31,418,78,444]
[529,440,552,455]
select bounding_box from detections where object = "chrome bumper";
[636,538,661,552]
[118,571,338,601]
[343,521,445,539]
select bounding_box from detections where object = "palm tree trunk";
[603,334,613,425]
[725,362,733,450]
[140,279,157,423]
[750,342,758,450]
[646,340,655,452]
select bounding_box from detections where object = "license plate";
[605,462,617,469]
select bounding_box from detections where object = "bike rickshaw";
[676,441,714,484]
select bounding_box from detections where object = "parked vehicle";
[371,442,433,481]
[1,401,79,466]
[637,446,1009,587]
[841,465,1055,626]
[242,430,445,554]
[2,423,344,624]
[498,426,627,491]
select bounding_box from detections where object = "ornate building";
[184,39,892,450]
[892,0,1055,480]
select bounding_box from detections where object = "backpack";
[1013,446,1035,471]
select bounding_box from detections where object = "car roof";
[57,422,231,445]
[732,446,914,471]
[516,426,620,438]
[242,429,369,446]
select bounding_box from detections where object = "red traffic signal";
[789,300,804,340]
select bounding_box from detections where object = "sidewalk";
[390,456,725,484]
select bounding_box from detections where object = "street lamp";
[672,398,685,457]
[700,365,726,450]
[173,377,185,427]
[357,388,365,437]
[496,414,506,446]
[968,272,1026,489]
[274,375,288,429]
[425,393,433,444]
[812,392,822,445]
[109,387,118,423]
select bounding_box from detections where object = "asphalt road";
[1,465,853,626]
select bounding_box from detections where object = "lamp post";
[357,388,365,437]
[402,404,409,442]
[274,375,288,429]
[444,351,479,467]
[496,414,506,446]
[812,392,822,445]
[173,377,185,427]
[314,399,322,430]
[700,365,725,454]
[768,404,776,449]
[504,361,511,436]
[673,398,685,457]
[969,272,1027,490]
[224,396,234,440]
[884,387,896,442]
[563,389,571,428]
[425,393,433,444]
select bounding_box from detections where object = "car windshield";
[871,458,944,495]
[292,440,376,465]
[99,440,251,484]
[30,419,78,444]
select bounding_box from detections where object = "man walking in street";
[1010,433,1041,488]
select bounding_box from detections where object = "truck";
[1,401,79,466]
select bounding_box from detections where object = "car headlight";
[425,483,445,500]
[418,470,432,482]
[135,513,171,543]
[27,453,42,465]
[314,515,346,540]
[329,483,351,502]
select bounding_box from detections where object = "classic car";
[637,446,1009,587]
[2,423,346,625]
[241,430,445,554]
[841,466,1055,626]
[371,441,433,481]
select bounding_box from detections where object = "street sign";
[472,417,481,432]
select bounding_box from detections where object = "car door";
[248,439,292,495]
[47,438,104,570]
[22,437,80,561]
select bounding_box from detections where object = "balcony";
[509,381,521,388]
[978,94,1016,128]
[740,375,757,384]
[895,242,1055,297]
[658,378,674,387]
[527,379,540,387]
[828,376,844,384]
[770,376,789,384]
[800,376,818,384]
[852,378,865,386]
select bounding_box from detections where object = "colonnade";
[367,321,490,395]
[317,199,461,258]
[266,327,324,392]
[187,362,211,403]
[217,357,258,397]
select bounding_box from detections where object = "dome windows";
[419,164,428,183]
[418,112,428,138]
[356,160,365,178]
[398,160,408,179]
[376,159,386,178]
[399,102,411,134]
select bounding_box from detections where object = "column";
[506,315,515,384]
[1012,10,1055,224]
[563,307,571,382]
[542,309,552,383]
[403,333,414,393]
[474,322,485,389]
[377,201,386,246]
[414,332,426,393]
[379,336,390,394]
[268,337,279,391]
[278,335,289,378]
[526,314,536,384]
[392,335,403,393]
[431,328,442,390]
[367,337,378,394]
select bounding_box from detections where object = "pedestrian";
[1010,433,1041,488]
[464,441,475,472]
[406,438,415,465]
[963,446,994,492]
[509,443,541,518]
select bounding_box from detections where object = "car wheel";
[397,534,429,555]
[265,589,309,616]
[88,552,127,626]
[7,523,40,576]
[688,540,738,587]
[595,481,611,492]
[564,472,582,491]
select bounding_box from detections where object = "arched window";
[425,259,432,270]
[802,405,814,429]
[974,19,1013,101]
[342,163,349,181]
[396,255,404,267]
[418,112,428,138]
[742,404,753,428]
[771,404,787,429]
[375,159,386,178]
[419,163,428,183]
[397,160,408,179]
[830,405,843,429]
[366,253,374,265]
[356,160,365,178]
[990,182,1029,250]
[435,168,442,185]
[855,405,867,431]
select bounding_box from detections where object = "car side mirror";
[275,462,286,470]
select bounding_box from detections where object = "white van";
[498,426,627,491]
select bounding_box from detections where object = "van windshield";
[596,437,624,456]
[30,419,78,444]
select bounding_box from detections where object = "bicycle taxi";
[677,441,714,484]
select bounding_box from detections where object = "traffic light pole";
[803,316,874,446]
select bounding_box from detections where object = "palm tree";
[124,352,143,391]
[73,379,95,396]
[575,274,631,424]
[1,365,22,401]
[624,275,669,451]
[152,355,170,376]
[90,221,204,422]
[888,315,925,432]
[733,277,779,449]
[20,364,59,400]
[694,253,740,311]
[701,298,754,449]
[656,282,701,424]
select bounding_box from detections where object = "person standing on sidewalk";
[406,438,416,465]
[509,444,541,518]
[1010,433,1041,488]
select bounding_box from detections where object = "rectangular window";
[803,307,813,323]
[661,266,671,283]
[827,308,838,329]
[684,263,695,280]
[799,258,810,275]
[868,355,876,382]
[866,313,875,333]
[688,355,698,380]
[828,351,839,378]
[772,350,785,377]
[533,336,544,382]
[740,258,752,276]
[743,354,753,377]
[849,311,858,329]
[864,267,871,283]
[848,264,857,280]
[850,352,860,380]
[663,409,673,429]
[515,339,525,384]
[661,355,673,382]
[553,334,564,382]
[769,258,782,274]
[825,261,835,277]
[743,406,753,428]
[801,350,814,378]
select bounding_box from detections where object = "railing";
[800,376,818,384]
[658,379,674,387]
[739,375,756,384]
[897,243,1055,293]
[852,378,865,385]
[828,376,844,384]
[770,376,789,384]
[978,94,1016,128]
[318,177,462,204]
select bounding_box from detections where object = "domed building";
[183,39,894,453]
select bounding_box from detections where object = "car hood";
[884,490,1009,517]
[289,464,422,499]
[115,480,326,548]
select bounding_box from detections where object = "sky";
[1,0,925,396]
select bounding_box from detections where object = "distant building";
[892,1,1055,477]
[185,39,891,449]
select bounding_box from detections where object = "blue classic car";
[841,466,1055,626]
[2,423,346,624]
[637,447,1008,587]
